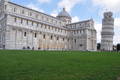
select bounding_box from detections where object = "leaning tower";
[101,12,114,51]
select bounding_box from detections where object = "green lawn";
[0,50,120,80]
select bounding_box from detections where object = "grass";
[0,50,120,80]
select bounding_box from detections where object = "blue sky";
[10,0,120,44]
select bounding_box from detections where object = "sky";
[10,0,120,45]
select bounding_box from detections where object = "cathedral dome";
[57,8,71,19]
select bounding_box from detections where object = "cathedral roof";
[57,8,71,19]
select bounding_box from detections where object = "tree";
[97,43,101,50]
[117,44,120,51]
[113,45,117,51]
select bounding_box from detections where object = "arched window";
[13,8,16,12]
[21,19,23,24]
[24,32,27,37]
[57,37,59,40]
[63,38,64,41]
[14,17,17,22]
[43,34,46,39]
[35,33,37,38]
[74,39,76,43]
[22,10,24,14]
[51,35,53,40]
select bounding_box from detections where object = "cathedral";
[0,0,97,51]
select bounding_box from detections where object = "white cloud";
[50,10,58,17]
[94,22,102,43]
[114,18,120,44]
[27,3,44,12]
[37,0,51,3]
[114,18,120,28]
[72,16,80,23]
[92,0,120,13]
[58,0,83,12]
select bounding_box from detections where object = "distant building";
[101,12,114,51]
[0,0,97,51]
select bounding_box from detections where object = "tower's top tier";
[104,12,113,19]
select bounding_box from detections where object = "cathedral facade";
[0,0,97,51]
